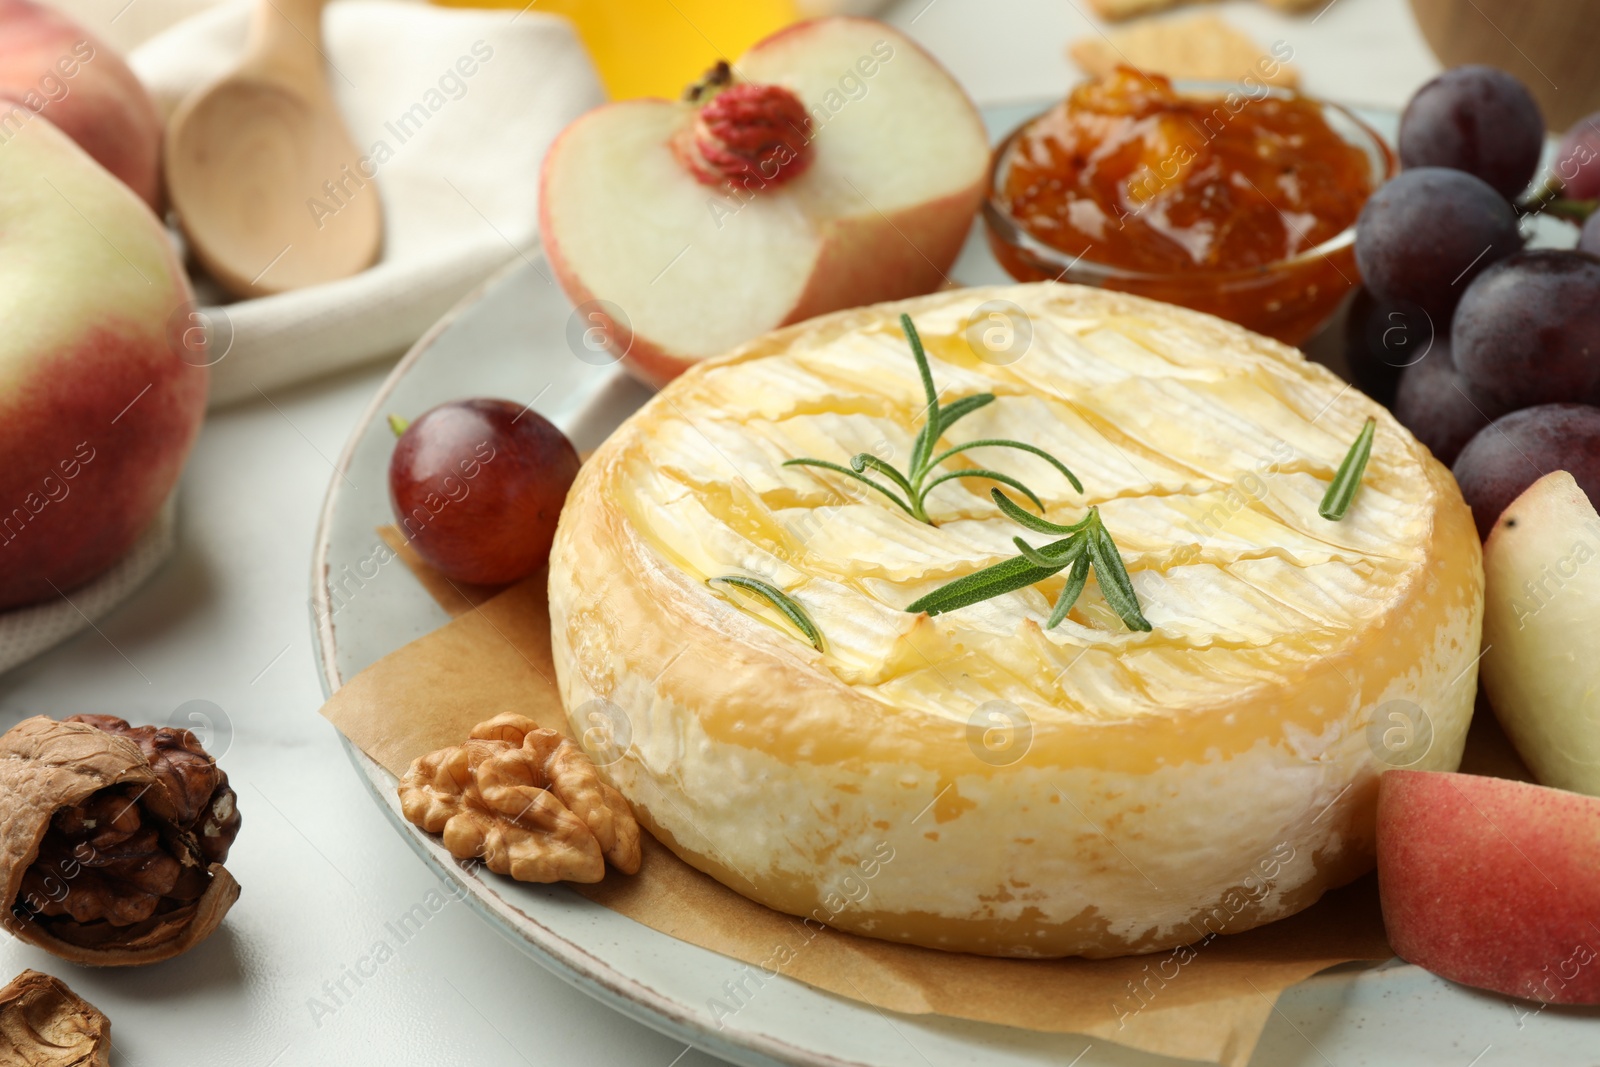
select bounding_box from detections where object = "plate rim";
[308,254,876,1067]
[305,98,1500,1067]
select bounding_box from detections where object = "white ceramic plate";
[310,104,1599,1066]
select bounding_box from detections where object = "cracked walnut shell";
[0,716,240,966]
[399,714,640,883]
[0,969,111,1067]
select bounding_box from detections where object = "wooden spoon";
[165,0,381,298]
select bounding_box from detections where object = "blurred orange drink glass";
[430,0,801,100]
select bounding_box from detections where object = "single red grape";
[1554,112,1600,200]
[389,398,580,585]
[1452,404,1600,538]
[1452,249,1600,411]
[1354,168,1520,318]
[1399,65,1545,200]
[1343,287,1441,407]
[1343,289,1401,407]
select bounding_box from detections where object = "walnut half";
[0,717,241,967]
[399,713,640,884]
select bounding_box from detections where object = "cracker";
[1068,13,1300,88]
[1089,0,1323,21]
[1086,0,1189,21]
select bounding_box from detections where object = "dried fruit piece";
[0,969,111,1066]
[0,716,241,966]
[399,713,640,884]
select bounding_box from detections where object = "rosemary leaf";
[783,458,914,515]
[1318,417,1376,521]
[903,313,943,479]
[851,453,915,498]
[1012,535,1085,570]
[1047,553,1092,629]
[908,418,937,483]
[930,440,1084,494]
[904,542,1075,616]
[785,313,1077,528]
[900,313,940,414]
[921,468,1045,512]
[990,489,1084,535]
[911,496,1150,631]
[708,575,825,651]
[1086,525,1152,632]
[1013,537,1063,569]
[935,392,996,434]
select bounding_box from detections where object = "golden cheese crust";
[548,283,1483,958]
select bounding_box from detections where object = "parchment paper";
[322,530,1396,1066]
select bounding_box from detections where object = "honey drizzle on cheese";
[613,306,1431,727]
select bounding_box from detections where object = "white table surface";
[0,2,1439,1064]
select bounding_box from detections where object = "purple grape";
[1580,211,1600,257]
[1453,250,1600,410]
[1354,168,1520,317]
[1399,65,1545,200]
[1343,287,1439,406]
[1554,112,1600,200]
[1453,404,1600,538]
[1393,338,1507,466]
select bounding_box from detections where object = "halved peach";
[1481,470,1600,795]
[539,17,989,387]
[1377,769,1600,1004]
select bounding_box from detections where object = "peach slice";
[538,17,989,388]
[1377,769,1600,1004]
[1481,470,1600,796]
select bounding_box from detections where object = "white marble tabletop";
[0,1,1438,1064]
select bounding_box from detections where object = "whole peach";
[0,115,206,610]
[0,0,164,209]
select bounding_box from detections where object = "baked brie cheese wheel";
[548,283,1483,958]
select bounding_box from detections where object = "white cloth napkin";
[0,495,176,675]
[131,0,605,407]
[0,0,600,674]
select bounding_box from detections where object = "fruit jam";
[989,69,1389,343]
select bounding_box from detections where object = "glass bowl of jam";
[985,70,1396,345]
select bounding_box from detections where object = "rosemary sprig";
[905,489,1152,632]
[708,575,824,651]
[783,314,1081,524]
[1319,417,1376,521]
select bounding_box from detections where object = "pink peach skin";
[541,183,981,389]
[0,0,164,210]
[1377,769,1600,1004]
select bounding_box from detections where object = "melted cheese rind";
[549,283,1483,958]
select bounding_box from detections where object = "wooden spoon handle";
[247,0,333,80]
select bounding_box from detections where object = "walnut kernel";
[399,714,640,883]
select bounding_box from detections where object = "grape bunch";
[1347,65,1600,534]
